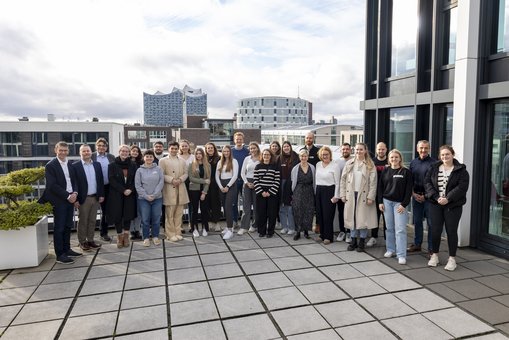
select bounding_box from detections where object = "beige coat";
[339,159,378,230]
[159,155,189,206]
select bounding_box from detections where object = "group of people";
[41,133,469,271]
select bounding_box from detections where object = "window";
[497,0,509,52]
[149,130,167,139]
[259,109,261,114]
[389,107,415,164]
[274,117,277,121]
[391,0,417,76]
[0,132,21,157]
[273,101,277,106]
[443,105,454,145]
[261,98,264,106]
[274,109,277,114]
[32,132,49,157]
[127,130,147,139]
[443,6,458,65]
[252,109,254,113]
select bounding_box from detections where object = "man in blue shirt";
[232,132,249,228]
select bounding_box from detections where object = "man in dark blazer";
[40,141,81,264]
[91,137,115,241]
[72,144,105,251]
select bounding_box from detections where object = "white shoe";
[143,239,150,247]
[287,230,295,235]
[366,237,377,247]
[176,235,183,241]
[223,229,233,240]
[281,228,288,234]
[248,226,257,233]
[153,237,161,246]
[202,229,208,237]
[237,228,247,235]
[336,232,346,242]
[192,230,200,237]
[398,257,407,265]
[428,253,439,267]
[345,233,352,243]
[384,251,395,258]
[444,257,457,271]
[221,228,228,234]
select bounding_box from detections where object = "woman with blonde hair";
[215,145,239,240]
[238,142,261,235]
[188,147,211,237]
[377,149,413,264]
[340,143,377,252]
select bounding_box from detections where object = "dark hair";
[168,141,179,148]
[439,144,455,156]
[153,141,164,147]
[95,137,108,146]
[205,142,220,161]
[342,142,351,147]
[143,149,155,157]
[130,145,143,165]
[270,141,281,155]
[262,148,275,164]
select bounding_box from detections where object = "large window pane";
[389,107,414,164]
[391,0,417,76]
[443,104,454,145]
[497,0,509,53]
[445,7,457,64]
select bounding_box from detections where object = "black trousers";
[429,204,463,256]
[316,185,336,242]
[115,220,131,234]
[189,190,209,231]
[100,184,110,236]
[336,200,346,233]
[255,194,278,236]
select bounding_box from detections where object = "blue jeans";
[412,198,432,250]
[53,203,74,258]
[138,198,162,239]
[350,228,368,238]
[279,205,295,231]
[383,199,408,258]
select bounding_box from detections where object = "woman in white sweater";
[215,145,239,240]
[238,142,261,235]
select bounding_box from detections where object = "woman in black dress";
[205,142,222,231]
[290,149,316,240]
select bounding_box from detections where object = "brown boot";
[123,231,130,247]
[117,233,124,248]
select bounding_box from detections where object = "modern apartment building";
[360,0,509,258]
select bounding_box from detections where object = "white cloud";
[0,0,365,124]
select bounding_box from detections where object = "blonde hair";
[191,147,211,178]
[388,149,405,168]
[219,145,234,173]
[318,146,333,161]
[355,143,374,170]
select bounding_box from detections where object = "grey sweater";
[135,163,164,200]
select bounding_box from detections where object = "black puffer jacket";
[424,159,469,208]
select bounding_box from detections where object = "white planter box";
[0,216,49,270]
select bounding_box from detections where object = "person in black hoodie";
[425,145,469,271]
[378,149,413,265]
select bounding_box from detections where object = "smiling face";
[417,142,430,159]
[55,145,69,161]
[96,142,107,155]
[355,145,366,159]
[205,144,215,156]
[320,150,331,163]
[144,154,154,165]
[270,143,280,154]
[376,143,387,159]
[305,133,314,146]
[119,146,130,160]
[249,144,259,156]
[440,148,454,164]
[179,141,190,154]
[282,143,291,154]
[154,143,164,155]
[169,145,179,157]
[195,149,204,162]
[234,134,244,147]
[262,150,272,164]
[80,145,92,162]
[389,151,402,168]
[299,152,309,163]
[222,147,231,158]
[130,147,139,158]
[341,145,351,159]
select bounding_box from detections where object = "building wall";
[143,91,183,126]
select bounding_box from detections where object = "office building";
[262,124,363,146]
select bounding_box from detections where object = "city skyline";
[0,0,365,124]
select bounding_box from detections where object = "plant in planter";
[0,167,53,270]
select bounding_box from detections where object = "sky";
[0,0,366,125]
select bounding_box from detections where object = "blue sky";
[0,0,365,124]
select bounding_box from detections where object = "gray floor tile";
[370,272,421,292]
[336,321,397,340]
[272,305,330,335]
[234,249,269,262]
[165,244,198,257]
[1,319,62,340]
[94,251,131,264]
[264,246,300,258]
[423,307,494,338]
[493,294,509,307]
[336,277,386,298]
[475,275,509,294]
[12,298,72,325]
[167,267,205,285]
[0,305,23,327]
[117,304,168,334]
[204,263,243,279]
[357,293,416,319]
[121,286,166,309]
[259,286,309,310]
[255,237,288,248]
[200,252,235,266]
[273,256,313,271]
[462,261,508,276]
[241,259,279,275]
[209,276,252,297]
[496,323,509,336]
[129,248,164,261]
[0,271,47,289]
[166,255,201,270]
[443,278,500,299]
[323,242,350,252]
[353,260,395,276]
[0,286,37,306]
[193,234,225,244]
[285,268,329,285]
[334,250,373,263]
[80,275,125,295]
[306,253,344,267]
[223,313,280,340]
[249,272,294,291]
[227,240,260,251]
[197,243,229,254]
[43,267,88,284]
[172,320,226,340]
[426,282,469,303]
[456,249,496,261]
[435,264,483,280]
[61,311,116,339]
[319,264,363,281]
[10,257,55,274]
[168,281,212,303]
[124,271,165,290]
[115,328,168,339]
[287,329,341,340]
[29,280,81,302]
[315,300,374,328]
[293,243,330,255]
[402,267,452,285]
[382,314,451,340]
[473,333,509,340]
[170,297,218,326]
[88,262,128,279]
[53,253,94,268]
[394,288,454,312]
[297,282,349,303]
[458,298,509,325]
[70,291,122,317]
[490,258,509,271]
[127,258,165,274]
[215,292,265,318]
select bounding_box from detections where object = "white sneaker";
[287,230,295,235]
[202,229,208,237]
[192,230,200,237]
[444,257,457,271]
[153,237,161,246]
[221,228,228,234]
[223,229,233,240]
[384,251,395,258]
[143,239,150,247]
[345,233,352,243]
[281,228,288,234]
[398,257,407,265]
[237,228,247,235]
[248,226,257,233]
[366,237,377,247]
[336,232,346,242]
[428,253,439,267]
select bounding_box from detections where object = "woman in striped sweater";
[254,149,280,238]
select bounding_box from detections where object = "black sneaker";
[67,249,83,257]
[267,234,274,238]
[56,255,74,264]
[101,235,112,242]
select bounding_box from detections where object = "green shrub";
[0,201,52,231]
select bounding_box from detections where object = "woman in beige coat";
[339,143,378,252]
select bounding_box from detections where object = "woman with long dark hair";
[188,148,211,237]
[205,142,222,231]
[278,141,299,235]
[254,149,280,237]
[215,145,239,240]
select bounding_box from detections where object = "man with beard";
[336,143,354,242]
[153,141,166,164]
[367,142,389,247]
[300,132,320,166]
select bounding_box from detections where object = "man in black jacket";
[300,132,320,166]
